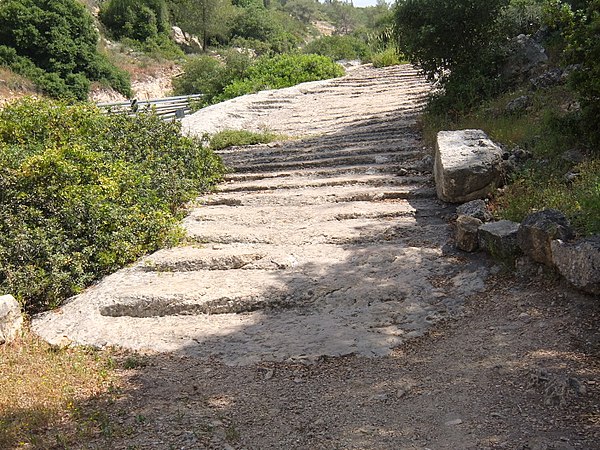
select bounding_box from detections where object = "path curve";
[33,65,490,365]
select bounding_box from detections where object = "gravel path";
[31,65,600,449]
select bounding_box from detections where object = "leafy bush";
[0,0,131,100]
[173,50,253,103]
[0,98,225,311]
[174,52,342,105]
[498,160,600,235]
[370,47,404,67]
[100,0,170,41]
[303,35,370,62]
[221,53,344,99]
[565,0,600,149]
[229,4,300,53]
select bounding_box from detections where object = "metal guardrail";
[96,94,203,121]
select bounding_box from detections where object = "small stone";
[264,368,274,380]
[456,215,483,252]
[505,95,531,114]
[456,199,493,222]
[398,168,409,176]
[444,418,463,426]
[396,389,407,398]
[371,393,388,401]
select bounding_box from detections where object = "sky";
[351,0,389,7]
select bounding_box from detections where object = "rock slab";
[479,220,521,263]
[434,129,504,203]
[0,294,23,344]
[456,215,482,252]
[551,236,600,295]
[517,209,574,266]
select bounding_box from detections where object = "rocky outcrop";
[551,236,600,295]
[503,34,548,82]
[478,220,521,263]
[434,129,505,203]
[0,294,23,344]
[171,26,202,53]
[517,209,574,266]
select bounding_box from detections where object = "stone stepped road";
[32,65,490,365]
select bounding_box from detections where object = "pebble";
[444,419,463,426]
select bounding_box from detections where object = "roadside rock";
[478,220,521,263]
[456,199,492,222]
[517,209,574,266]
[0,294,23,344]
[171,26,202,53]
[531,68,564,90]
[505,95,531,114]
[551,236,600,294]
[456,215,482,252]
[434,129,505,203]
[503,34,548,82]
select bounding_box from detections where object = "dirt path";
[32,65,600,449]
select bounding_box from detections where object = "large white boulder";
[434,129,505,203]
[0,294,23,344]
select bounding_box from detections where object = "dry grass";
[0,327,121,449]
[0,68,37,105]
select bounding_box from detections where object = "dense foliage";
[0,0,131,100]
[174,52,343,103]
[566,0,600,147]
[304,35,370,62]
[395,0,509,110]
[0,99,225,311]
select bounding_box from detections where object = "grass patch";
[421,84,599,235]
[209,129,285,151]
[370,48,407,68]
[0,328,121,449]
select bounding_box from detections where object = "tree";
[0,0,130,99]
[100,0,170,41]
[394,0,509,110]
[170,0,234,50]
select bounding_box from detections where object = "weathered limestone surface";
[551,236,600,295]
[0,294,23,344]
[456,215,482,252]
[479,220,521,262]
[456,199,492,222]
[434,129,504,203]
[32,66,491,365]
[517,209,574,266]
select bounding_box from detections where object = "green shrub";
[565,0,600,150]
[173,50,253,104]
[303,35,370,62]
[220,53,344,99]
[99,0,170,42]
[0,98,225,311]
[370,47,404,68]
[0,0,131,99]
[229,4,300,54]
[498,160,600,235]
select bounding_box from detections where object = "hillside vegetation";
[395,0,599,235]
